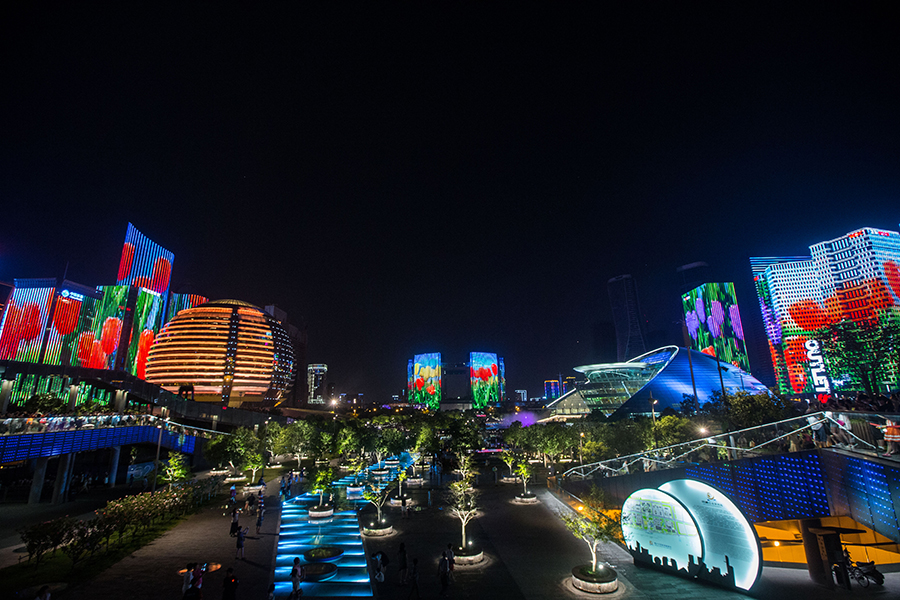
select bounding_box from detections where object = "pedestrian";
[230,484,236,504]
[256,508,266,534]
[236,526,248,559]
[397,542,408,584]
[446,543,455,581]
[191,563,205,589]
[182,562,196,594]
[222,567,239,600]
[438,552,450,596]
[230,508,240,536]
[34,586,51,600]
[406,558,420,600]
[290,557,305,598]
[182,580,202,600]
[401,496,408,518]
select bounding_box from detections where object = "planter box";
[571,565,618,594]
[303,546,344,562]
[389,495,415,506]
[304,562,338,582]
[371,469,391,477]
[308,505,334,518]
[347,485,365,495]
[363,523,393,536]
[500,476,519,484]
[515,493,539,504]
[453,548,485,565]
[406,477,425,487]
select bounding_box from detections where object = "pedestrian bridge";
[0,415,208,463]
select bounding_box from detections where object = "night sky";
[2,4,899,401]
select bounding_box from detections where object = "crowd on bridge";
[0,413,192,436]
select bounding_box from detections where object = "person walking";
[406,558,420,600]
[191,563,205,589]
[182,562,196,594]
[235,526,248,559]
[290,557,305,599]
[222,567,239,600]
[256,508,265,534]
[397,542,408,584]
[230,508,241,537]
[445,543,455,582]
[438,552,450,597]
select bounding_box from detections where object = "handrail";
[562,411,891,479]
[0,413,226,438]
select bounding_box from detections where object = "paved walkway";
[4,462,900,600]
[64,479,282,600]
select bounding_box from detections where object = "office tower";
[608,274,647,361]
[307,364,327,405]
[544,379,560,400]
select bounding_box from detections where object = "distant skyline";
[2,4,899,400]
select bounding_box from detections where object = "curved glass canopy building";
[547,346,770,419]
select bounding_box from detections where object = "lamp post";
[151,420,165,492]
[649,394,658,450]
[579,432,585,468]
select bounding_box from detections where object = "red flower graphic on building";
[101,316,123,355]
[53,297,81,336]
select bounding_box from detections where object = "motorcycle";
[852,560,885,587]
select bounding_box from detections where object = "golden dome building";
[145,300,295,406]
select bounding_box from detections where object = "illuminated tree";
[363,480,396,524]
[500,450,517,478]
[312,467,334,507]
[561,486,622,573]
[160,452,191,484]
[205,427,256,476]
[515,461,532,495]
[275,420,315,467]
[447,479,479,549]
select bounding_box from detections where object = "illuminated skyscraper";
[752,227,900,395]
[608,274,647,361]
[544,379,560,400]
[682,282,750,372]
[307,364,327,405]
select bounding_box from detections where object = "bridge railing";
[0,413,224,439]
[562,411,894,479]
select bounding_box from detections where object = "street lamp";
[579,432,585,469]
[151,419,167,492]
[649,394,658,450]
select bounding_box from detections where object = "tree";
[500,450,517,478]
[204,428,257,476]
[515,461,532,495]
[363,480,396,524]
[312,467,334,507]
[275,420,315,466]
[160,452,191,484]
[817,318,900,395]
[561,486,622,573]
[652,415,698,448]
[381,428,408,459]
[397,469,408,498]
[456,454,478,483]
[726,391,791,430]
[246,451,266,483]
[24,393,68,414]
[446,479,479,549]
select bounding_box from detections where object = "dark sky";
[2,4,899,401]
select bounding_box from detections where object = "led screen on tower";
[117,223,174,296]
[410,353,441,409]
[125,288,165,379]
[44,284,106,368]
[0,282,55,362]
[470,351,499,409]
[166,293,208,323]
[682,282,750,372]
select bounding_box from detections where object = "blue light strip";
[273,454,416,598]
[0,425,197,462]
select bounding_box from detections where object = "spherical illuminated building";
[145,300,295,406]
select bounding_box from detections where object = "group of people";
[180,563,239,600]
[371,542,456,599]
[279,469,303,499]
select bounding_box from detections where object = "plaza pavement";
[4,463,900,600]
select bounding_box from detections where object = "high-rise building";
[682,282,750,372]
[544,379,560,400]
[307,364,327,405]
[608,274,647,361]
[751,227,900,395]
[514,389,527,404]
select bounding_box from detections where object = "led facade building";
[307,364,327,405]
[544,379,560,400]
[409,353,441,409]
[117,223,174,296]
[404,352,505,409]
[145,300,295,406]
[751,227,900,395]
[682,282,750,371]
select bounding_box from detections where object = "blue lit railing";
[0,416,222,462]
[274,454,415,598]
